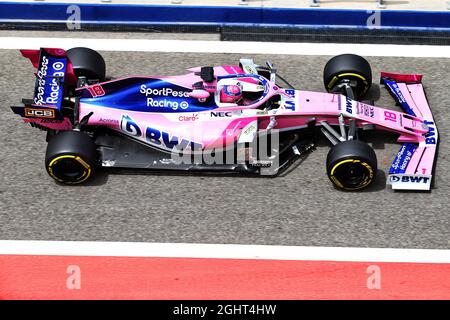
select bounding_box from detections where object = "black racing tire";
[45,131,98,184]
[323,54,372,99]
[326,140,377,191]
[67,47,106,82]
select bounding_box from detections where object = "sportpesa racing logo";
[34,56,65,106]
[390,82,406,104]
[140,85,189,98]
[140,84,190,110]
[390,144,416,173]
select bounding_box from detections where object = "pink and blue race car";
[11,47,438,191]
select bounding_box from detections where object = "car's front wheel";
[326,140,377,191]
[323,54,372,99]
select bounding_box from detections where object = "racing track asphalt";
[0,35,449,249]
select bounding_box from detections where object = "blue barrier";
[0,2,449,31]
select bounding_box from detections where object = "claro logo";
[24,108,56,119]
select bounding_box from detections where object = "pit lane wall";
[1,2,450,44]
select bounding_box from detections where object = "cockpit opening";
[215,76,266,107]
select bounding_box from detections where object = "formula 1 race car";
[11,47,439,191]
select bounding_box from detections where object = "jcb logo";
[25,108,56,119]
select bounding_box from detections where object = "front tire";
[326,140,377,191]
[45,131,98,184]
[324,54,372,99]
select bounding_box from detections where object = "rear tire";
[326,140,377,191]
[67,47,106,82]
[324,54,372,99]
[45,131,98,184]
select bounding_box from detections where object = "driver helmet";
[219,83,243,103]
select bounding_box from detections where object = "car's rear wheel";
[67,47,106,82]
[45,131,98,184]
[326,140,377,191]
[324,54,372,99]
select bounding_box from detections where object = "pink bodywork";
[17,49,437,189]
[77,65,437,189]
[78,66,433,148]
[78,65,292,150]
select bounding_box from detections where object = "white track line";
[1,240,449,263]
[0,37,449,58]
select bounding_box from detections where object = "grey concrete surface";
[0,49,449,248]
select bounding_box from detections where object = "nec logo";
[390,175,430,184]
[24,108,56,119]
[346,97,353,114]
[211,111,232,117]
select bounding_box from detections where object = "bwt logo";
[424,120,437,145]
[284,89,295,111]
[120,115,202,151]
[390,175,430,184]
[346,97,353,114]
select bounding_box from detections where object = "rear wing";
[381,72,439,191]
[21,48,76,109]
[11,48,76,131]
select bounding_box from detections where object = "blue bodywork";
[79,77,218,113]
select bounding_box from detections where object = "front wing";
[381,72,439,191]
